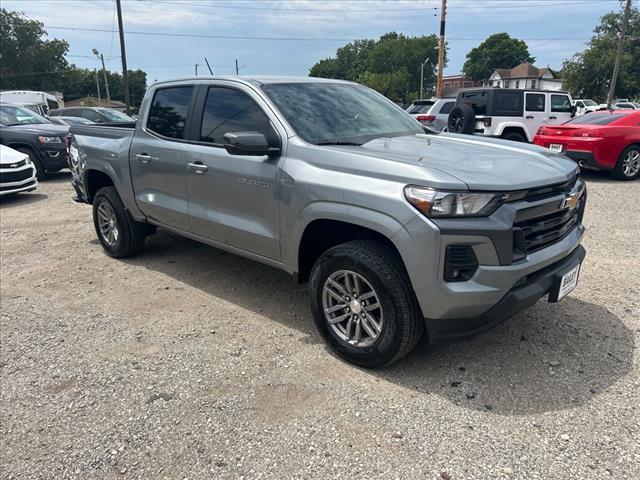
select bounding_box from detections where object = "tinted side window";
[551,95,572,113]
[439,101,455,114]
[494,91,522,116]
[525,93,545,112]
[147,86,193,139]
[82,110,102,122]
[200,87,272,145]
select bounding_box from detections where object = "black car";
[49,107,134,124]
[0,103,70,178]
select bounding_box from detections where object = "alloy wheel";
[322,270,383,348]
[621,149,640,177]
[97,201,119,247]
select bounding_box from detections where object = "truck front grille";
[513,179,586,258]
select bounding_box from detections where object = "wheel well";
[501,126,528,141]
[85,170,115,203]
[297,219,401,283]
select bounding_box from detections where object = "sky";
[3,0,622,83]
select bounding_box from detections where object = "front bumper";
[0,164,38,196]
[425,244,586,342]
[36,145,68,172]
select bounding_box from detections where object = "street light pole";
[94,69,101,103]
[92,49,110,105]
[420,58,429,99]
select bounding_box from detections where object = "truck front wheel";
[92,186,146,258]
[309,240,424,368]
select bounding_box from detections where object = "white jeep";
[447,88,575,142]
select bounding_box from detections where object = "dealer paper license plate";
[549,144,564,153]
[557,263,581,300]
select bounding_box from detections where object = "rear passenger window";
[461,91,487,115]
[200,87,273,145]
[147,86,193,139]
[494,91,522,116]
[551,95,572,113]
[525,94,545,112]
[439,102,454,114]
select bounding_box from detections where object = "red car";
[533,110,640,180]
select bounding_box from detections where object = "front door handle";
[525,115,534,119]
[188,162,208,174]
[136,153,157,164]
[549,116,557,120]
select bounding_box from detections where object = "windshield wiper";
[315,141,363,146]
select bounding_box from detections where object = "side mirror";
[223,131,280,157]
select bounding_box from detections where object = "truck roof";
[151,76,355,88]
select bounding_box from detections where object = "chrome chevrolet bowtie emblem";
[10,163,18,168]
[562,191,580,210]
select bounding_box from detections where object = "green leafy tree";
[309,32,441,100]
[462,33,535,81]
[563,7,640,101]
[0,8,69,90]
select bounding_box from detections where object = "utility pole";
[235,59,239,75]
[195,64,199,76]
[435,0,447,98]
[92,49,111,104]
[94,69,102,103]
[607,0,631,109]
[115,0,131,115]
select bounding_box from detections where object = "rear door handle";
[188,162,208,174]
[549,116,557,120]
[136,153,157,164]
[525,115,534,119]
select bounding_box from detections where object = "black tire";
[92,186,146,258]
[501,131,527,143]
[15,147,45,180]
[309,240,424,368]
[612,145,640,180]
[447,105,476,134]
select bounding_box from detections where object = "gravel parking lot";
[1,172,638,480]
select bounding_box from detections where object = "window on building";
[515,80,520,89]
[504,80,510,88]
[531,79,537,89]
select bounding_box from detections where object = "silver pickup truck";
[69,76,586,367]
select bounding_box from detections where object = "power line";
[32,25,593,42]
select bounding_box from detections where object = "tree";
[462,33,535,81]
[0,8,70,90]
[563,7,639,101]
[309,32,442,101]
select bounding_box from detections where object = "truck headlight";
[38,136,62,144]
[404,186,502,218]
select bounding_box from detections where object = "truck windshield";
[582,100,597,106]
[0,104,52,126]
[261,83,422,145]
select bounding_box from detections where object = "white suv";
[572,99,599,116]
[447,88,575,142]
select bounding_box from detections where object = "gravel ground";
[1,171,638,480]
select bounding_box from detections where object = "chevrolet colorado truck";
[69,77,587,367]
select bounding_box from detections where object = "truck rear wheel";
[309,240,424,368]
[92,186,146,258]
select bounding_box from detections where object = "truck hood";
[326,133,578,191]
[4,123,69,135]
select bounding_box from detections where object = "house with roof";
[483,62,564,91]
